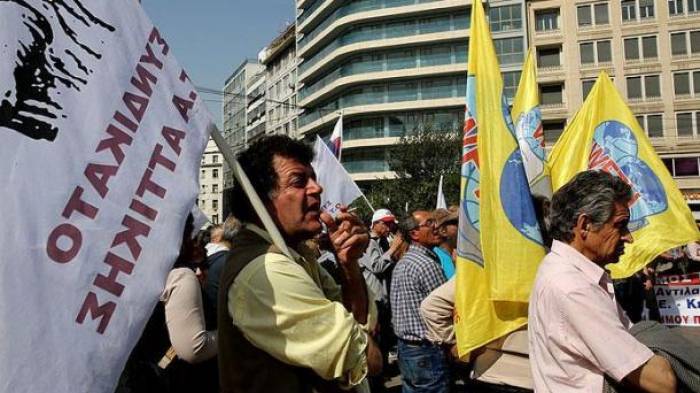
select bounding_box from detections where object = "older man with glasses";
[390,210,449,393]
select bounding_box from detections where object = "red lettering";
[179,70,190,82]
[148,27,170,55]
[46,223,82,264]
[84,163,119,199]
[694,315,700,324]
[76,292,116,334]
[62,186,98,219]
[96,124,133,165]
[123,92,149,123]
[111,215,151,260]
[93,252,135,297]
[162,126,185,156]
[149,144,176,172]
[140,43,164,70]
[172,95,193,122]
[113,111,138,133]
[136,168,166,198]
[130,198,158,221]
[130,64,158,97]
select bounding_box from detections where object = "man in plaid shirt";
[390,210,449,392]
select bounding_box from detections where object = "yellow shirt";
[228,225,376,387]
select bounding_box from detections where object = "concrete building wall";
[261,24,299,139]
[527,0,700,197]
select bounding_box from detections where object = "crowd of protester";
[116,135,700,393]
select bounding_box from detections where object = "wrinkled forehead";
[272,154,316,179]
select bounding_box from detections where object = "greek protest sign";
[0,1,212,392]
[655,273,700,326]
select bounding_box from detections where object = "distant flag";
[312,135,367,216]
[328,115,343,160]
[511,48,551,198]
[454,0,545,357]
[548,73,700,278]
[436,175,447,209]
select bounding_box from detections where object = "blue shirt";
[433,246,455,280]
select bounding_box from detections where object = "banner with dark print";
[0,1,212,391]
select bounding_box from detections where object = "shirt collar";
[550,240,608,286]
[409,243,438,260]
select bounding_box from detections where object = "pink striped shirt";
[528,241,653,392]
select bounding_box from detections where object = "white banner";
[0,1,211,392]
[655,273,700,326]
[312,135,363,216]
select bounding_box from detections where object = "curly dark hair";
[549,170,632,243]
[230,135,314,223]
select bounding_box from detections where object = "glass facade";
[299,42,468,100]
[299,12,469,76]
[338,109,463,140]
[299,75,466,126]
[489,4,523,32]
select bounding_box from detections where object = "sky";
[142,0,295,128]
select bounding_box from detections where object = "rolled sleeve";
[229,253,370,385]
[558,285,653,382]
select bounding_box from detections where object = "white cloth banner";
[312,135,363,216]
[0,2,211,392]
[655,273,700,326]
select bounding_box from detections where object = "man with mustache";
[217,135,381,393]
[528,170,676,393]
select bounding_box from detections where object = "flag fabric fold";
[0,3,212,392]
[328,115,343,160]
[548,72,700,278]
[312,135,364,216]
[455,0,545,357]
[436,175,447,209]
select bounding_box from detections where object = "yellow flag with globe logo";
[548,72,700,278]
[454,0,546,357]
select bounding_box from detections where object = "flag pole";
[208,123,293,259]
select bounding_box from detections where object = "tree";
[352,126,461,222]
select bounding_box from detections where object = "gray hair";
[222,216,242,242]
[549,170,632,243]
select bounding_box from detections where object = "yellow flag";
[548,73,700,278]
[455,0,545,357]
[511,48,551,198]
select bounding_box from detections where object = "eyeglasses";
[418,219,436,228]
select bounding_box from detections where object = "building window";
[582,79,596,100]
[543,120,566,144]
[640,0,655,18]
[212,214,219,224]
[624,36,658,60]
[489,4,522,32]
[671,30,700,56]
[677,111,700,136]
[212,169,219,178]
[578,3,609,26]
[202,184,208,193]
[691,0,700,12]
[663,157,700,176]
[622,0,637,20]
[535,9,559,32]
[673,70,700,96]
[201,199,206,209]
[537,46,561,68]
[626,75,660,99]
[580,40,612,64]
[213,155,218,164]
[503,71,521,100]
[213,184,219,193]
[635,113,664,137]
[200,169,205,178]
[669,0,684,15]
[212,200,218,211]
[494,37,524,65]
[540,83,564,106]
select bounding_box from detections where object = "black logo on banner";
[1,0,115,141]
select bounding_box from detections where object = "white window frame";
[676,110,700,137]
[626,74,662,100]
[535,9,560,32]
[622,0,656,22]
[635,113,664,137]
[579,39,613,65]
[577,2,610,26]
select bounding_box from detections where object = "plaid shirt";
[390,244,447,341]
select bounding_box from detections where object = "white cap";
[371,208,397,224]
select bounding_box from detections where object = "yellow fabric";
[548,73,700,278]
[455,0,541,357]
[228,225,376,387]
[510,48,551,197]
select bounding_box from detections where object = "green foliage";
[355,126,461,222]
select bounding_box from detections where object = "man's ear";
[574,214,591,239]
[409,228,420,242]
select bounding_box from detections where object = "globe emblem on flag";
[590,120,668,231]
